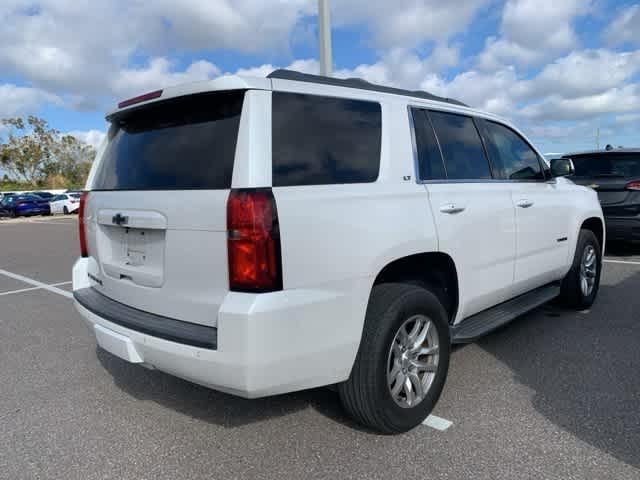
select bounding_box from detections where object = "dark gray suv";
[563,149,640,243]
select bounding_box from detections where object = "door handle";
[516,199,534,208]
[440,203,466,214]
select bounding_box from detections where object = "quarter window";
[272,92,381,187]
[482,121,544,180]
[429,111,492,180]
[411,109,446,180]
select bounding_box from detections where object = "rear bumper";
[72,258,369,398]
[605,215,640,242]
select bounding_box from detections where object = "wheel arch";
[371,251,459,324]
[580,217,605,253]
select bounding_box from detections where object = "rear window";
[93,91,244,190]
[429,111,492,180]
[272,92,381,186]
[568,154,640,178]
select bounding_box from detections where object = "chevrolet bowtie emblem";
[589,184,600,189]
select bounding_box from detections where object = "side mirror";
[550,158,575,177]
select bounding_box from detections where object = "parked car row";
[49,193,82,214]
[0,194,51,217]
[0,190,82,217]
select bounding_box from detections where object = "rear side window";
[411,109,446,180]
[93,91,244,190]
[272,92,381,186]
[429,111,492,180]
[482,121,544,180]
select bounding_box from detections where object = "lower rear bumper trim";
[73,287,217,349]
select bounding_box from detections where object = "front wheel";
[63,206,69,215]
[558,229,602,309]
[338,283,450,434]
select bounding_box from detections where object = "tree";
[48,134,96,186]
[0,116,96,188]
[0,116,59,186]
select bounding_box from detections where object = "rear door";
[479,119,570,293]
[84,91,246,327]
[414,109,517,320]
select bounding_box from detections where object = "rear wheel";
[338,283,450,434]
[63,206,69,215]
[558,229,602,309]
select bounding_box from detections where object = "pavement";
[1,216,639,480]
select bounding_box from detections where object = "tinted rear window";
[93,91,244,190]
[272,92,381,186]
[429,111,492,180]
[411,108,446,180]
[569,154,640,178]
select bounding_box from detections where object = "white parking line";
[604,259,640,266]
[0,269,72,298]
[422,414,453,431]
[0,281,71,297]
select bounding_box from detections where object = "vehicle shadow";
[96,348,362,430]
[477,271,640,468]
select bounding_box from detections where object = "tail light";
[78,192,89,257]
[227,189,283,292]
[625,181,640,191]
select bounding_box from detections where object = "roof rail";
[267,69,468,107]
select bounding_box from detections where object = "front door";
[479,119,570,294]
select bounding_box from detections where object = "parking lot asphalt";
[1,217,639,480]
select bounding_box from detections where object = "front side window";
[272,92,381,186]
[429,111,492,180]
[483,121,544,181]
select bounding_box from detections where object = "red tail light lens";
[78,192,89,257]
[227,189,282,292]
[626,181,640,191]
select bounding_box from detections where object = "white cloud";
[111,58,220,98]
[421,67,521,116]
[333,0,488,48]
[518,49,640,100]
[520,84,640,120]
[605,5,640,46]
[232,58,319,78]
[67,129,106,150]
[0,0,311,98]
[0,84,60,118]
[477,0,591,69]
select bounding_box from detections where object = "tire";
[63,206,68,215]
[338,283,450,434]
[558,229,602,309]
[10,210,16,218]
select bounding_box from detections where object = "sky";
[0,0,639,156]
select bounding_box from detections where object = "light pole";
[318,0,333,76]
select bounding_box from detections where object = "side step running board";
[451,283,561,343]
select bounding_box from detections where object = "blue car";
[0,194,51,217]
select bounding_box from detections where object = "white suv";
[73,70,604,433]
